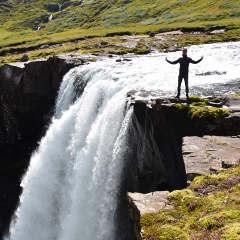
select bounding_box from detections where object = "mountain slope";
[1,0,240,33]
[0,0,239,65]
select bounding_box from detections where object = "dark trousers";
[177,73,189,97]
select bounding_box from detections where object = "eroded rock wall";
[123,101,188,194]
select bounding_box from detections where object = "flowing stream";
[6,41,240,240]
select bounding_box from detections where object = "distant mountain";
[1,0,240,33]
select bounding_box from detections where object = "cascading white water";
[8,65,134,240]
[6,41,240,240]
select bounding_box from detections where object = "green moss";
[172,103,189,111]
[221,223,240,240]
[108,49,129,55]
[193,174,223,186]
[206,151,212,157]
[199,217,224,230]
[188,95,208,103]
[141,223,190,240]
[132,48,151,55]
[188,105,230,119]
[157,224,190,240]
[191,165,240,187]
[140,163,240,239]
[167,189,195,205]
[198,210,240,230]
[172,97,230,119]
[141,209,183,227]
[190,101,207,106]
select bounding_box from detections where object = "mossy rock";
[188,95,208,103]
[188,105,230,119]
[172,103,189,111]
[192,165,240,186]
[172,101,230,119]
[190,101,207,107]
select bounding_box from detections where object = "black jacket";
[166,56,202,75]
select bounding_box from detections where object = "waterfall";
[5,41,240,240]
[8,64,134,240]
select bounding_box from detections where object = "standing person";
[165,48,203,98]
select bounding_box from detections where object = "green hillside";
[0,0,240,64]
[1,0,240,32]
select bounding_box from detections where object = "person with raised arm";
[166,48,203,99]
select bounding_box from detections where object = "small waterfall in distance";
[7,64,134,240]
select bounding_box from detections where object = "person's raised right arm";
[165,57,180,64]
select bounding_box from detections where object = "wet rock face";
[0,56,82,149]
[123,101,189,194]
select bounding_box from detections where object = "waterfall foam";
[8,65,133,240]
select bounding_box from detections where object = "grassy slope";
[0,0,239,64]
[0,0,240,49]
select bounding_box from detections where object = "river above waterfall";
[84,40,240,98]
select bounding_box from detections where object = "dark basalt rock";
[123,100,189,193]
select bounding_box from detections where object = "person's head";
[182,48,187,56]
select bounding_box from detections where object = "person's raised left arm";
[189,56,204,64]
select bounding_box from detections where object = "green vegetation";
[188,106,230,119]
[172,96,230,119]
[141,163,240,239]
[0,0,240,65]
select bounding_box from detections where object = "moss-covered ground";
[141,163,240,240]
[172,96,231,119]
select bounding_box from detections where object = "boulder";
[20,54,29,62]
